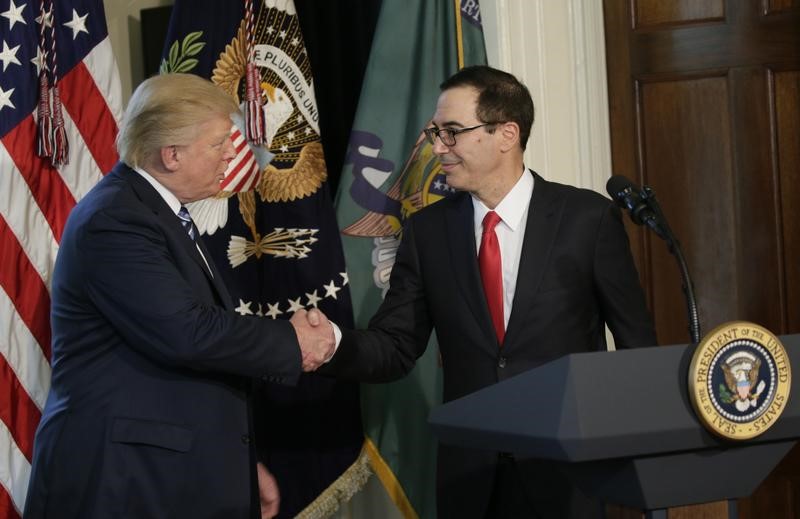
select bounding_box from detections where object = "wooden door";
[603,0,800,517]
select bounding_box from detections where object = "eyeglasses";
[423,123,495,147]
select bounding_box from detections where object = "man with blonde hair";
[24,74,333,519]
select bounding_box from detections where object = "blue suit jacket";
[24,163,302,518]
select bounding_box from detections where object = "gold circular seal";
[688,321,791,440]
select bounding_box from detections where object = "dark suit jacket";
[24,163,302,519]
[323,171,657,518]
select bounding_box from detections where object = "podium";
[428,335,800,513]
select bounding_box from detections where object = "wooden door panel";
[728,67,786,332]
[604,1,800,517]
[767,0,800,13]
[633,0,725,27]
[776,71,800,333]
[639,75,737,342]
[627,4,799,75]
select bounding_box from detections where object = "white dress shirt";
[330,167,535,350]
[471,168,534,330]
[133,167,214,276]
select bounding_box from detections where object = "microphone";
[605,175,658,228]
[606,175,701,343]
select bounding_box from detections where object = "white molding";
[528,0,551,180]
[104,0,175,105]
[481,0,612,194]
[482,0,617,349]
[570,0,614,195]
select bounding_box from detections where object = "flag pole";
[454,0,465,69]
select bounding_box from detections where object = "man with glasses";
[317,65,656,518]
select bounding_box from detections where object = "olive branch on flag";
[159,31,205,73]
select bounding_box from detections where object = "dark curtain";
[294,0,382,195]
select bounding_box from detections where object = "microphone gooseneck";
[606,175,701,345]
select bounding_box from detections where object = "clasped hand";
[289,308,334,371]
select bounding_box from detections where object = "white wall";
[482,0,612,195]
[483,0,618,353]
[104,0,173,105]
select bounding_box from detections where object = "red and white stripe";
[0,35,121,518]
[219,127,262,193]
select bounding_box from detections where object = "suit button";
[241,434,250,444]
[498,356,507,368]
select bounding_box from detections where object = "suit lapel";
[445,193,500,351]
[195,235,234,309]
[117,164,233,309]
[504,172,565,351]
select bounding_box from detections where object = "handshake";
[289,308,336,371]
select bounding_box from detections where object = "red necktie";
[479,211,504,345]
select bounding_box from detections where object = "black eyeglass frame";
[422,123,497,147]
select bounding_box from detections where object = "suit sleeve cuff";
[325,321,342,363]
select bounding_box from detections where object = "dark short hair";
[440,65,534,150]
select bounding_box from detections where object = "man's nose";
[431,135,450,155]
[223,138,236,160]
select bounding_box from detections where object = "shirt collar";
[472,167,534,230]
[133,166,182,216]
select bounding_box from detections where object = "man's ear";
[160,145,180,171]
[498,122,520,153]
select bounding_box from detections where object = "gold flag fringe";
[362,437,419,519]
[294,441,373,519]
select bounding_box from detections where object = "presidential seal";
[688,321,791,440]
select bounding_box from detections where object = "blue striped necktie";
[177,206,196,241]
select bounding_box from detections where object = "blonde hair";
[116,73,239,168]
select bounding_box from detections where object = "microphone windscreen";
[606,175,635,200]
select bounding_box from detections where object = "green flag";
[334,1,486,517]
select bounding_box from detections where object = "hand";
[257,462,280,519]
[290,309,334,371]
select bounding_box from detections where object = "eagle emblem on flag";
[163,1,327,269]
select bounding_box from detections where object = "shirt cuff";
[326,321,342,363]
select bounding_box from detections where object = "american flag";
[0,0,121,515]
